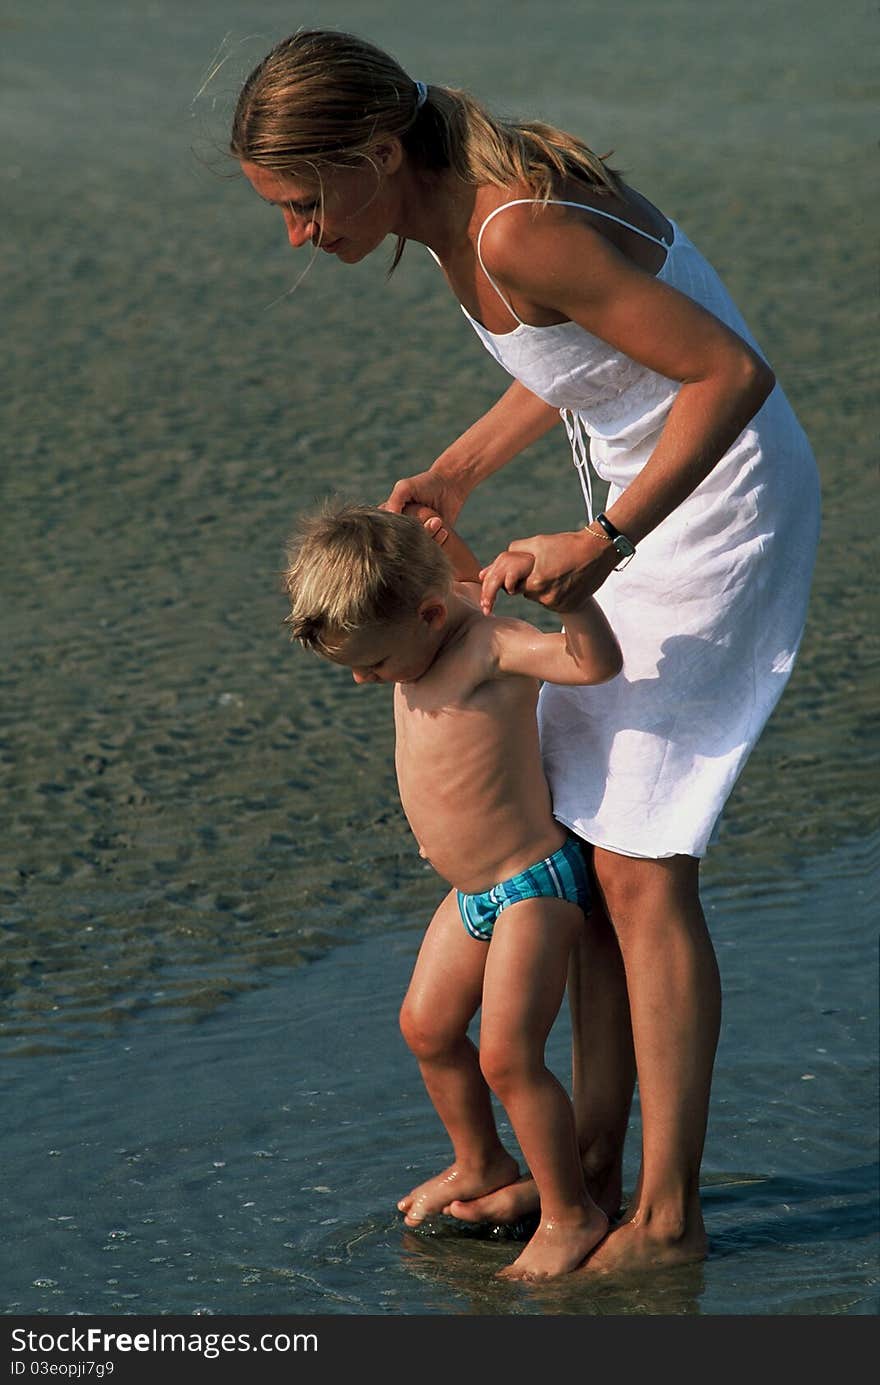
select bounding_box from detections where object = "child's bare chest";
[393,673,538,759]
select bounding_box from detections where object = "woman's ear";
[373,138,404,175]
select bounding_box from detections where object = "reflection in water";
[399,1226,705,1315]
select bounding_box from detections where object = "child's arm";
[480,551,623,686]
[402,503,481,583]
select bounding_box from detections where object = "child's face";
[326,605,446,686]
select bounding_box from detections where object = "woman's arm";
[477,204,775,602]
[384,380,561,523]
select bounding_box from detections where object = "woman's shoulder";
[475,179,672,283]
[472,184,577,247]
[474,178,620,249]
[473,186,608,291]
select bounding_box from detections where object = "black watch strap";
[593,512,636,566]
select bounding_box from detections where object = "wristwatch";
[588,512,636,568]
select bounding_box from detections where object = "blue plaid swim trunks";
[457,834,591,941]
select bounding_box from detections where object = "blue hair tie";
[414,80,428,109]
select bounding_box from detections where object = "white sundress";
[453,199,821,858]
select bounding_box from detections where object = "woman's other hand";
[382,468,469,525]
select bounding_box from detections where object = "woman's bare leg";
[580,849,721,1273]
[397,890,519,1225]
[569,900,636,1218]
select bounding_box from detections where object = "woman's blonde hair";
[283,503,453,654]
[231,28,622,269]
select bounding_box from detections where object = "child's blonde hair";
[230,28,622,271]
[283,503,453,654]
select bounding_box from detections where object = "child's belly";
[396,718,564,894]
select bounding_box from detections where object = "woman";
[231,29,820,1274]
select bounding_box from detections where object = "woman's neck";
[392,163,478,257]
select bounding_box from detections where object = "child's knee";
[399,995,456,1061]
[479,1037,531,1099]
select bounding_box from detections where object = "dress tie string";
[560,409,594,523]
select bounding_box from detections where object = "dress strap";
[475,196,671,321]
[548,199,671,249]
[474,201,533,324]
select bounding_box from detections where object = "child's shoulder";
[434,588,500,682]
[450,589,546,682]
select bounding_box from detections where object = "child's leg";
[397,889,519,1225]
[446,900,635,1227]
[478,898,608,1278]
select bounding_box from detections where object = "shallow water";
[2,0,877,1318]
[2,833,877,1316]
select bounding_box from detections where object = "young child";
[283,501,622,1280]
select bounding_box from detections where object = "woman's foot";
[397,1152,520,1226]
[576,1208,708,1275]
[497,1204,609,1280]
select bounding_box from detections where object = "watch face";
[614,535,636,557]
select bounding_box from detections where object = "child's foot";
[397,1153,520,1227]
[446,1167,623,1226]
[445,1174,540,1225]
[497,1204,609,1280]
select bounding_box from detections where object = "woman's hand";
[480,529,619,613]
[382,468,470,526]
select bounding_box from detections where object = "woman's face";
[240,154,399,263]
